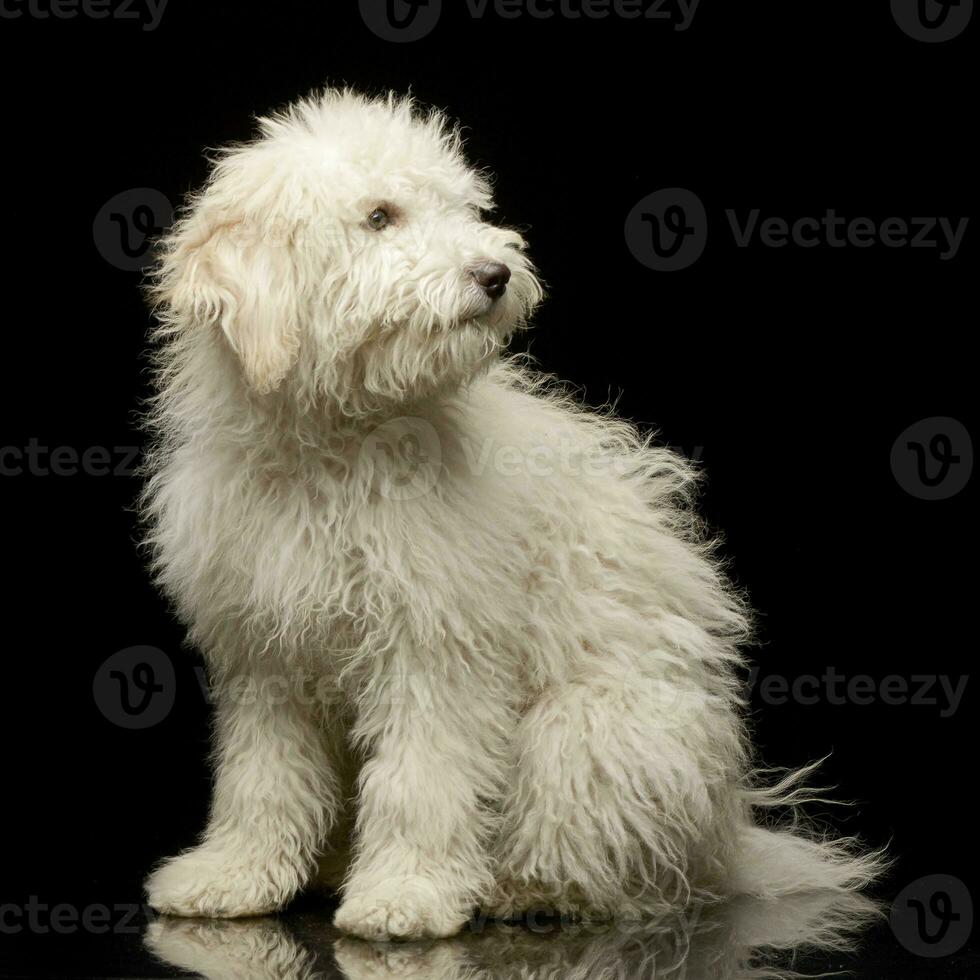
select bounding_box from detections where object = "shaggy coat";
[141,90,882,941]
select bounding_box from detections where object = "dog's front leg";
[145,667,342,917]
[334,644,501,941]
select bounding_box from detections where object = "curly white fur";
[141,88,884,940]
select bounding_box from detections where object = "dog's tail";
[730,759,890,903]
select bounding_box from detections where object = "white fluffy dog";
[141,89,882,941]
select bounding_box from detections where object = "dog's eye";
[367,208,391,231]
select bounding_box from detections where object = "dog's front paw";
[334,875,469,941]
[145,846,297,918]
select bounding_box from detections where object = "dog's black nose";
[471,261,511,300]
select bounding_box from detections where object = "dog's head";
[153,89,543,416]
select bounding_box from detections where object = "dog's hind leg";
[145,664,343,917]
[488,672,738,920]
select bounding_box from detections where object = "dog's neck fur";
[147,320,477,482]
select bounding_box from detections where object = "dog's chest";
[165,406,583,668]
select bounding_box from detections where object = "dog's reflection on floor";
[145,890,877,980]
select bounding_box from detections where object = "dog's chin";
[404,314,511,404]
[446,318,507,371]
[450,313,516,368]
[456,313,505,338]
[453,300,520,345]
[349,305,520,417]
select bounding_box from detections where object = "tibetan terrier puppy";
[141,89,882,940]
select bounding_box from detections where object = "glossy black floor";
[2,888,975,979]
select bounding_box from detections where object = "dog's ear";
[160,216,302,394]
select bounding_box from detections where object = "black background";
[0,0,974,975]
